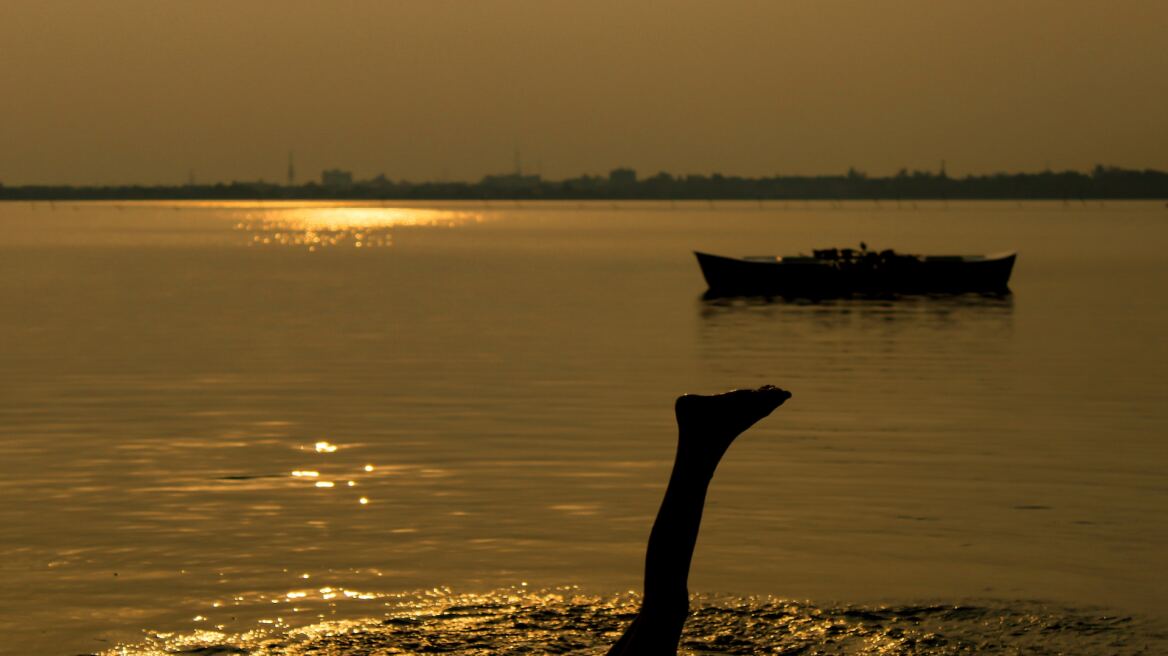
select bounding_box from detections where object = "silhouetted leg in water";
[606,385,791,656]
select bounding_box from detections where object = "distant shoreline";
[2,166,1166,201]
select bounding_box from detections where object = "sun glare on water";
[231,203,484,250]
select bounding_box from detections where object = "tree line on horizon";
[2,165,1166,201]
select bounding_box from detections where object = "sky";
[1,0,1165,185]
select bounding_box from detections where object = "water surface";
[0,200,1165,654]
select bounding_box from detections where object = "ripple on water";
[100,589,1166,655]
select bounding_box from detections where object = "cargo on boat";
[695,247,1016,297]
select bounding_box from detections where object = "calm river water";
[1,200,1165,654]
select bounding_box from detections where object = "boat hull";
[695,251,1016,298]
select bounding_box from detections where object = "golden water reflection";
[233,205,484,250]
[100,588,1160,655]
[288,439,375,505]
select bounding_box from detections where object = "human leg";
[606,386,790,655]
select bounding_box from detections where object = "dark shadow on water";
[694,292,1016,375]
[699,292,1014,328]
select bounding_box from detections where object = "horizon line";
[4,163,1167,189]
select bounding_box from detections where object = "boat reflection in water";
[696,292,1015,405]
[698,292,1015,357]
[696,247,1016,299]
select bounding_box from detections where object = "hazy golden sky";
[2,1,1165,185]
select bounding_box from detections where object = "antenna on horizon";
[513,142,522,177]
[287,151,296,186]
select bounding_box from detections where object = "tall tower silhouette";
[287,151,296,186]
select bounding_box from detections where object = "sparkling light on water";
[98,589,1165,656]
[231,203,484,250]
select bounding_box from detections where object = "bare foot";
[675,385,791,461]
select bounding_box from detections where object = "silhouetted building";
[321,169,353,188]
[481,173,541,191]
[563,175,607,192]
[609,167,637,186]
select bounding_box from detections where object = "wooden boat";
[695,248,1016,297]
